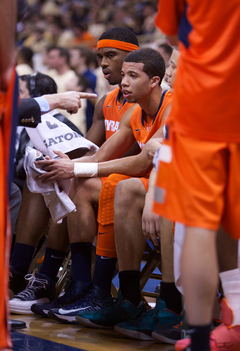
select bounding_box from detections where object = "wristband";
[74,162,98,177]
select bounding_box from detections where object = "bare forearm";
[97,153,153,177]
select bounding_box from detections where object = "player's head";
[124,48,165,84]
[165,48,180,93]
[121,48,166,104]
[19,72,58,98]
[97,27,139,85]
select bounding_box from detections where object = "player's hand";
[142,192,161,246]
[35,150,74,182]
[145,138,163,161]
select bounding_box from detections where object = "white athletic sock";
[220,268,240,325]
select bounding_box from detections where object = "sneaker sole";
[152,331,179,345]
[48,311,80,324]
[76,315,112,329]
[114,325,154,341]
[31,307,51,318]
[10,298,50,314]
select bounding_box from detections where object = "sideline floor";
[11,314,175,351]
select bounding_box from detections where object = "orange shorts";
[97,174,149,257]
[153,128,240,239]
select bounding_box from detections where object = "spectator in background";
[44,16,74,48]
[22,23,48,54]
[71,22,96,48]
[16,46,34,76]
[46,46,76,93]
[141,1,158,34]
[65,74,89,135]
[69,46,97,131]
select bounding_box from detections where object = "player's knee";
[114,179,139,208]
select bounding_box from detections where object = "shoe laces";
[57,280,91,305]
[14,273,48,300]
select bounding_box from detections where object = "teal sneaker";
[114,297,166,340]
[76,290,146,328]
[151,307,183,344]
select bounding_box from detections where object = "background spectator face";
[69,49,83,70]
[47,48,66,70]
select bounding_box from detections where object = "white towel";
[23,111,99,223]
[26,110,98,158]
[24,147,76,224]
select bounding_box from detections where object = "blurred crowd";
[16,0,164,52]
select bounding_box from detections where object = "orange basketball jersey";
[156,0,240,142]
[102,86,135,140]
[130,90,172,150]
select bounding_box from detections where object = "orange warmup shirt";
[156,0,240,142]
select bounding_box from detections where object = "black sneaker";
[48,284,113,324]
[9,272,56,314]
[31,278,91,318]
[9,266,27,299]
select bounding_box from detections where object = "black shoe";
[31,278,91,318]
[9,272,56,314]
[49,284,114,324]
[9,266,27,299]
[9,319,26,331]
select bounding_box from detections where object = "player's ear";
[150,76,160,88]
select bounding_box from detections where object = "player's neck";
[141,89,163,119]
[117,86,125,104]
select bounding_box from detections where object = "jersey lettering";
[105,119,120,133]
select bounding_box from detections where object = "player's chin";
[123,93,135,103]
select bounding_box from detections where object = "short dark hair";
[18,46,34,67]
[98,27,139,47]
[20,72,58,97]
[124,48,165,84]
[47,46,70,65]
[158,43,173,56]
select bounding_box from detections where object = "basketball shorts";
[153,127,240,239]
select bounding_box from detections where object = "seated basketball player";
[33,48,172,326]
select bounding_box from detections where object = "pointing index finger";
[79,92,97,99]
